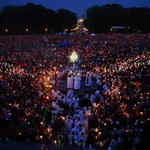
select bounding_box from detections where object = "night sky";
[0,0,150,17]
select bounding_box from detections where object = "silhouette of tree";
[0,3,150,34]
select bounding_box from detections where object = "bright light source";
[70,51,78,62]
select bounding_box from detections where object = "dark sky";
[0,0,150,17]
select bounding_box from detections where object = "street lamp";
[5,29,8,33]
[45,28,48,34]
[26,28,28,34]
[69,51,78,70]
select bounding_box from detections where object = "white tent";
[90,33,96,36]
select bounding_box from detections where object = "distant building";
[111,26,130,33]
[71,17,89,35]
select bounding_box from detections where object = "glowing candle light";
[47,128,50,132]
[99,141,103,147]
[54,140,57,145]
[95,128,98,132]
[40,135,43,139]
[60,116,65,120]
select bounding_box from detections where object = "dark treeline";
[0,3,150,34]
[84,4,150,33]
[0,3,77,35]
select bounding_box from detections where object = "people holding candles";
[0,33,149,150]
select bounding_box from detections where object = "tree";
[54,9,77,32]
[85,4,150,33]
[0,3,150,34]
[0,3,77,34]
[129,7,150,33]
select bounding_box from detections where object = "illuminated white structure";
[71,18,88,35]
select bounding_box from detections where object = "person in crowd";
[74,73,82,90]
[0,33,149,150]
[67,71,74,89]
[85,71,93,86]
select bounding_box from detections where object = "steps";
[56,78,98,96]
[57,80,67,91]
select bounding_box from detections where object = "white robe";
[74,75,81,90]
[65,119,74,134]
[82,118,89,134]
[67,75,74,89]
[103,84,110,93]
[67,89,74,100]
[85,73,92,86]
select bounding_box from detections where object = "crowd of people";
[0,33,150,150]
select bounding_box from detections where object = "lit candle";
[60,116,65,120]
[99,141,103,147]
[141,121,144,124]
[95,128,98,132]
[140,112,143,115]
[54,140,57,145]
[40,135,43,139]
[47,128,51,133]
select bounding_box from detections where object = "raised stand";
[57,77,98,97]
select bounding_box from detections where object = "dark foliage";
[0,3,77,34]
[0,3,150,34]
[84,4,150,33]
